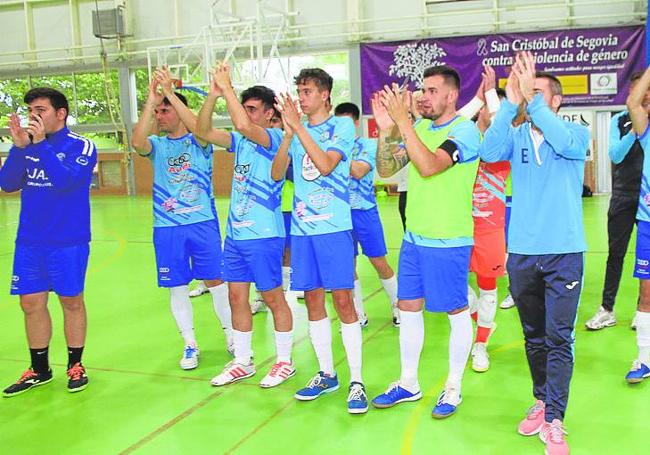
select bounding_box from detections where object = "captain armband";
[438,140,461,165]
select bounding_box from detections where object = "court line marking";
[400,339,525,454]
[119,287,386,453]
[225,304,393,454]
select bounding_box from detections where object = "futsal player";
[370,65,481,419]
[271,68,367,414]
[131,73,233,371]
[334,101,400,328]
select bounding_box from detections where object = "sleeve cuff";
[328,147,347,161]
[485,89,500,114]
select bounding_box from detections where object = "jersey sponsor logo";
[11,275,19,282]
[27,168,48,181]
[168,173,194,185]
[307,188,334,210]
[26,156,40,162]
[76,156,89,166]
[159,267,170,273]
[167,152,192,173]
[162,197,178,212]
[638,259,649,266]
[56,152,66,161]
[234,163,251,182]
[179,183,200,203]
[301,154,321,181]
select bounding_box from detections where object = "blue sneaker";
[294,371,339,401]
[431,387,462,419]
[371,381,422,409]
[626,360,650,383]
[347,382,368,414]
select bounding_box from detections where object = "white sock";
[479,288,497,299]
[308,318,334,376]
[381,275,398,305]
[636,311,650,363]
[233,329,253,364]
[208,283,233,338]
[255,290,263,301]
[275,330,293,363]
[353,279,365,316]
[468,285,478,314]
[170,285,196,345]
[341,321,363,383]
[447,310,473,389]
[282,266,291,291]
[399,310,424,391]
[477,289,498,328]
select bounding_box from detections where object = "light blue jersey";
[480,94,590,255]
[147,133,216,228]
[350,137,378,210]
[226,128,285,240]
[289,115,355,236]
[636,126,650,221]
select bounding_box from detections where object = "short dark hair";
[535,71,562,96]
[294,68,333,94]
[241,85,277,114]
[162,92,188,107]
[422,65,460,90]
[631,71,644,83]
[334,102,360,121]
[24,87,69,119]
[496,87,506,99]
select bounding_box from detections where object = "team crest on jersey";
[301,154,321,181]
[168,152,191,173]
[56,152,66,161]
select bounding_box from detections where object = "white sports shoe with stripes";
[260,361,296,388]
[210,360,256,386]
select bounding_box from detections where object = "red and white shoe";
[539,419,569,455]
[210,360,255,386]
[260,361,296,388]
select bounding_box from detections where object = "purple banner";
[360,26,645,114]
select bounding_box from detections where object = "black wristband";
[439,139,460,164]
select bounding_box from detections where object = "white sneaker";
[189,282,208,298]
[179,345,199,370]
[211,360,256,386]
[631,313,638,330]
[392,303,401,327]
[585,306,616,330]
[500,294,515,309]
[260,361,296,388]
[251,299,267,314]
[471,342,490,372]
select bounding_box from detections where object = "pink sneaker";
[517,400,545,435]
[539,419,569,455]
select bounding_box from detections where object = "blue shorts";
[153,220,223,288]
[634,220,650,279]
[291,231,354,291]
[397,240,471,313]
[223,236,283,291]
[11,243,90,297]
[352,207,388,258]
[283,212,292,250]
